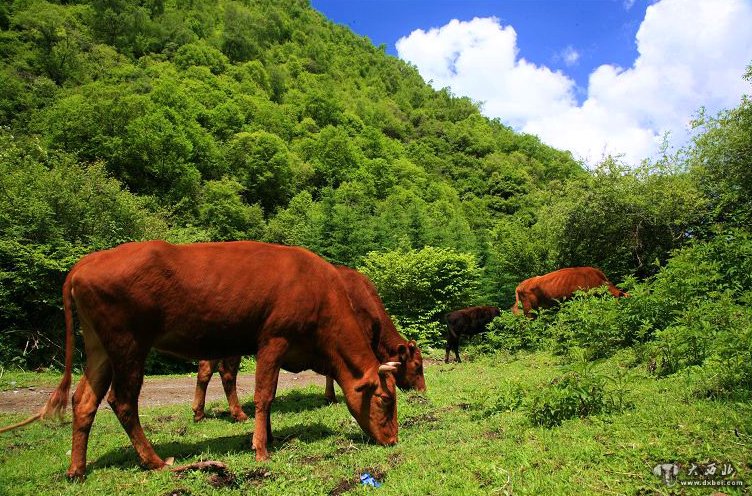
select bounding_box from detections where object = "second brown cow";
[511,266,628,318]
[192,265,426,422]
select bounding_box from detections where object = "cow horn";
[378,362,401,374]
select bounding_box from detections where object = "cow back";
[516,266,614,307]
[68,240,367,370]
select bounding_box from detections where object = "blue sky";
[310,0,752,165]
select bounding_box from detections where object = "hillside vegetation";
[0,0,750,399]
[1,0,751,493]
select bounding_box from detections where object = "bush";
[527,370,607,428]
[481,311,549,353]
[359,246,480,346]
[525,360,632,427]
[485,380,527,415]
[546,287,641,360]
[0,132,167,369]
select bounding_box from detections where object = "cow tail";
[512,289,521,315]
[0,275,75,434]
[41,274,75,420]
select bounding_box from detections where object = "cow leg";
[444,338,452,363]
[107,352,164,470]
[445,334,459,363]
[453,337,462,363]
[252,339,287,461]
[522,298,534,318]
[67,328,112,480]
[219,356,248,422]
[324,376,338,403]
[192,360,217,422]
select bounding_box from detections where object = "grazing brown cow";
[444,306,501,363]
[511,266,628,318]
[0,241,400,480]
[192,265,426,421]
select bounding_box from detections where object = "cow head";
[395,340,426,392]
[348,362,400,447]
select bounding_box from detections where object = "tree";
[197,178,265,241]
[690,71,752,230]
[359,246,480,345]
[225,131,294,214]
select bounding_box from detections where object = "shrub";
[359,246,480,346]
[527,370,606,428]
[486,380,527,415]
[481,311,549,353]
[525,360,632,428]
[546,286,640,360]
[0,132,167,369]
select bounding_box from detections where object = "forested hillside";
[0,0,750,384]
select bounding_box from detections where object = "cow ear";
[397,344,408,361]
[355,378,377,393]
[408,340,417,353]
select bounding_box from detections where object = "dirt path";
[0,370,327,415]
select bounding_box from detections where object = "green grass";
[1,351,750,495]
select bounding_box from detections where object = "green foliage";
[527,370,607,428]
[547,287,641,360]
[538,158,706,280]
[690,75,752,229]
[197,177,265,241]
[359,246,480,345]
[0,130,167,368]
[525,359,633,428]
[225,131,295,214]
[0,0,749,379]
[173,40,228,74]
[482,312,549,353]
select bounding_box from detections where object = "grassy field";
[0,351,750,495]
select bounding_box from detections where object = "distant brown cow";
[511,266,628,318]
[0,241,400,480]
[192,265,426,421]
[444,306,501,363]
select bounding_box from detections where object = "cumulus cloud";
[396,0,752,165]
[558,45,580,67]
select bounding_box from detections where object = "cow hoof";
[65,469,86,482]
[324,396,337,404]
[233,412,249,422]
[193,413,205,423]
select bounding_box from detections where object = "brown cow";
[0,241,400,480]
[444,306,501,363]
[511,266,628,318]
[192,265,425,421]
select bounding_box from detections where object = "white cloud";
[558,45,580,67]
[396,0,752,165]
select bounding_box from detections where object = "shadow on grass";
[202,390,330,422]
[88,421,337,473]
